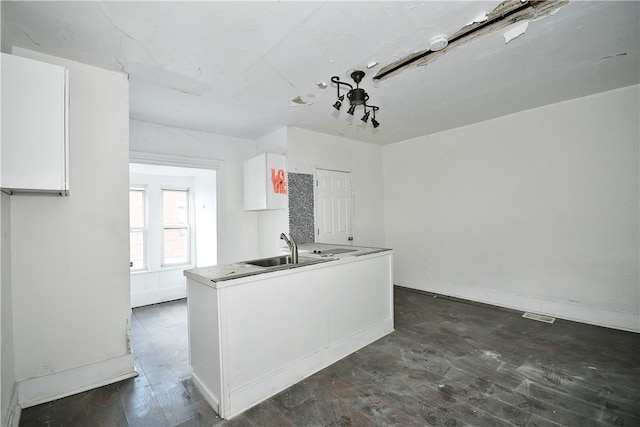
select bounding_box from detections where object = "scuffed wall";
[1,6,19,419]
[287,127,385,248]
[130,120,259,263]
[0,191,15,427]
[384,85,640,331]
[10,48,134,405]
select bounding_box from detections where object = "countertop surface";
[184,243,391,286]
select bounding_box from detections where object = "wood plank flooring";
[19,286,640,426]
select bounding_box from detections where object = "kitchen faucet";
[280,233,298,264]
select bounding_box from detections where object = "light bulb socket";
[347,88,368,105]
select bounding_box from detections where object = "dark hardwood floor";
[19,286,640,426]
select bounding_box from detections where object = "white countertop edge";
[185,248,392,289]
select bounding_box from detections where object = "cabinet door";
[265,153,286,210]
[243,153,286,210]
[244,154,268,210]
[1,53,69,194]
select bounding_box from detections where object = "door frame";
[314,167,354,245]
[130,151,223,260]
[129,152,222,307]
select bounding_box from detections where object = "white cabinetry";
[185,250,394,419]
[243,153,286,210]
[1,53,69,195]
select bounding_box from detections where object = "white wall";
[0,192,15,427]
[287,127,386,248]
[193,171,218,267]
[9,48,135,407]
[1,9,18,422]
[190,125,386,259]
[130,120,259,264]
[384,85,640,332]
[255,128,289,257]
[248,126,387,257]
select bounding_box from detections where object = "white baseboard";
[3,382,20,427]
[131,287,186,308]
[395,275,640,333]
[191,372,220,415]
[8,407,20,427]
[17,353,137,408]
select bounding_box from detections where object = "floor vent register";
[522,312,556,324]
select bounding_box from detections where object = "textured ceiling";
[3,1,639,144]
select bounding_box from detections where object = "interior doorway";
[129,159,218,308]
[315,169,353,245]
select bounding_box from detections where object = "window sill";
[161,264,195,271]
[130,264,195,275]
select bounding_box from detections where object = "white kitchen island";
[184,244,393,419]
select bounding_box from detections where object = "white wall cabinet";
[1,53,69,195]
[243,153,286,210]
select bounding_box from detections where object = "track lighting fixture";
[331,70,380,128]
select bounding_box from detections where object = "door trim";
[130,151,223,266]
[314,167,354,245]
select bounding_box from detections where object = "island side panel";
[187,279,224,415]
[327,253,394,343]
[221,265,332,391]
[220,251,393,418]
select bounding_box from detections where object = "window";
[129,183,193,271]
[129,188,146,270]
[162,189,190,266]
[129,164,206,280]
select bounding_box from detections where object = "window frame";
[161,186,192,268]
[129,186,148,272]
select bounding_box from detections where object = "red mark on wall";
[271,168,287,194]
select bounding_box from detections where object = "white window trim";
[129,186,148,272]
[130,151,222,266]
[129,177,197,274]
[160,186,194,268]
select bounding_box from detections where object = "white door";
[315,169,353,245]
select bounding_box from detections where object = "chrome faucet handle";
[280,233,298,264]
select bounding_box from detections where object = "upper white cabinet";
[1,53,69,195]
[243,153,287,210]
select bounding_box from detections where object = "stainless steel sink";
[245,255,292,267]
[243,255,330,269]
[213,255,333,281]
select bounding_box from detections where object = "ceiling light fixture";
[331,70,380,128]
[429,35,449,51]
